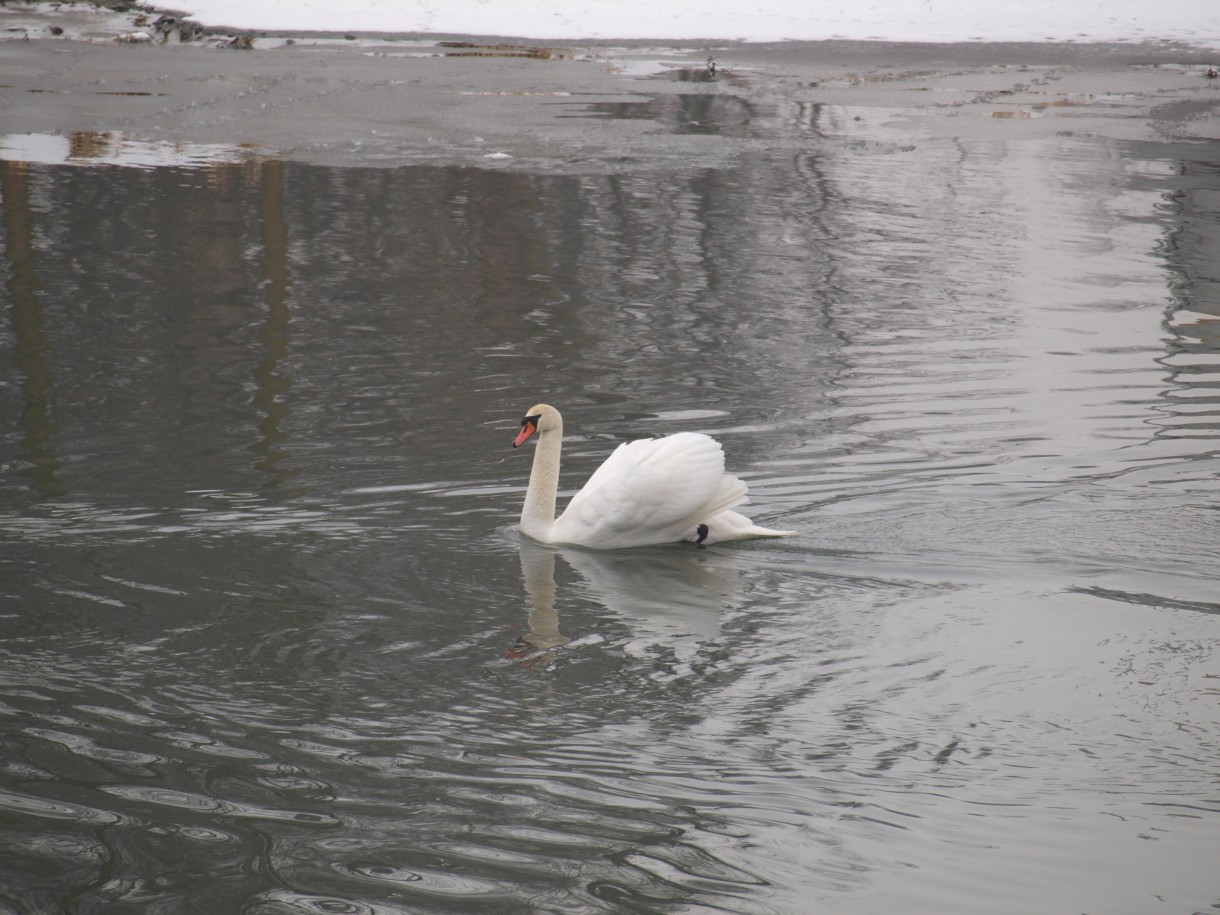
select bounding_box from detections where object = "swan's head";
[513,403,560,448]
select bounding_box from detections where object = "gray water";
[1,118,1218,914]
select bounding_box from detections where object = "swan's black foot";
[681,523,710,548]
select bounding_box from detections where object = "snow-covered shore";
[3,0,1218,172]
[163,0,1220,48]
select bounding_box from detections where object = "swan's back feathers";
[553,432,749,549]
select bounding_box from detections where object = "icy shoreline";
[2,0,1218,173]
[2,0,1219,50]
[153,0,1220,48]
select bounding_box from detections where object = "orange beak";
[512,419,537,448]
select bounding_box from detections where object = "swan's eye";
[522,414,541,427]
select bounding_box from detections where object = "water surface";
[1,108,1218,913]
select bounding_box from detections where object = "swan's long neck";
[520,419,562,540]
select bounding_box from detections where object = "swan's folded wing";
[556,433,748,547]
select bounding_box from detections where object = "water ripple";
[248,890,408,915]
[100,784,340,827]
[349,863,509,897]
[0,788,122,825]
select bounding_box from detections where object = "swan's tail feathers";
[693,510,797,545]
[752,526,798,538]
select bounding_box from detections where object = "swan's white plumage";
[513,404,795,549]
[555,433,742,547]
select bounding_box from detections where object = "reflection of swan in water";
[515,543,569,659]
[515,541,744,657]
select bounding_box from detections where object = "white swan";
[512,404,795,549]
